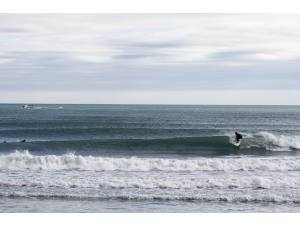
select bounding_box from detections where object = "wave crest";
[256,132,300,151]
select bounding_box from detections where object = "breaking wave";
[1,150,300,171]
[226,131,300,151]
[256,132,300,151]
[1,131,300,152]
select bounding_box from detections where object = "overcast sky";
[0,14,300,104]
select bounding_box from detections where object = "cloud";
[2,14,300,62]
[122,40,185,49]
[209,50,265,60]
[0,27,27,33]
[0,14,300,104]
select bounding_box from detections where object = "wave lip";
[1,150,300,172]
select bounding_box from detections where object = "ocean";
[0,104,300,212]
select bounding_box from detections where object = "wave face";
[1,132,300,156]
[1,105,300,212]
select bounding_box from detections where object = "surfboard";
[233,140,241,147]
[230,136,242,147]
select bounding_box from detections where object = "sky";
[0,14,300,104]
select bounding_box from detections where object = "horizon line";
[1,102,300,106]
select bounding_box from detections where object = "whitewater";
[2,150,300,171]
[1,104,300,212]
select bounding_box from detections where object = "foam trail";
[1,150,300,171]
[0,174,299,189]
[0,192,300,204]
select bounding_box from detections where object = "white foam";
[1,150,300,172]
[258,131,300,151]
[0,173,299,190]
[226,131,300,151]
[0,191,299,203]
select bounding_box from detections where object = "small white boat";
[21,104,33,110]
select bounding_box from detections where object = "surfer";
[235,132,243,143]
[20,139,26,143]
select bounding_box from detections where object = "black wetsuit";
[235,132,243,142]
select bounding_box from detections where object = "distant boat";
[21,104,33,110]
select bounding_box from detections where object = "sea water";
[0,104,300,212]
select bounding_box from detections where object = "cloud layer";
[0,14,300,104]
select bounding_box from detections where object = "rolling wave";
[1,150,300,171]
[1,131,299,152]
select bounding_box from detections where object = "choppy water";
[1,104,300,212]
